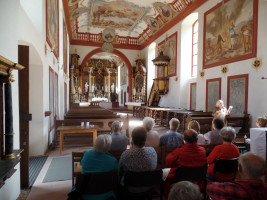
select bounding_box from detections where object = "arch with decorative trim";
[81,48,132,101]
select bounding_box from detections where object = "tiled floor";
[17,116,168,200]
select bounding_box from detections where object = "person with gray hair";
[168,181,202,200]
[110,120,128,151]
[143,117,160,148]
[207,126,240,181]
[207,152,267,200]
[69,134,118,200]
[160,118,184,147]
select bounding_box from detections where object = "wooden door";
[18,45,31,188]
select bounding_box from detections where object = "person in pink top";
[207,126,240,181]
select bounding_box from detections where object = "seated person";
[207,127,240,181]
[204,118,224,144]
[164,129,207,199]
[160,118,184,147]
[69,134,118,200]
[110,120,128,151]
[207,152,267,200]
[187,120,205,145]
[143,117,160,148]
[244,116,267,144]
[168,181,202,200]
[118,127,157,192]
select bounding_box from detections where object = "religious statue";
[111,83,115,93]
[85,82,89,93]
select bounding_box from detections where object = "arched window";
[192,20,198,77]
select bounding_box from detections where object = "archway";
[81,48,132,101]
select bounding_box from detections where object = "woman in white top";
[212,100,231,123]
[187,120,205,145]
[143,117,160,148]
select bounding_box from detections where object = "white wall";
[0,0,21,198]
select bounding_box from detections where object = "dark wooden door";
[18,45,31,188]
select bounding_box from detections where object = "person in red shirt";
[164,129,207,199]
[207,152,267,200]
[207,126,240,181]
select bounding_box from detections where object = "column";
[4,82,15,159]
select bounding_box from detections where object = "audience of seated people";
[143,117,160,148]
[204,118,224,144]
[187,120,205,145]
[244,116,267,144]
[207,152,267,200]
[168,181,203,200]
[118,126,157,193]
[164,129,207,199]
[70,115,266,199]
[69,134,118,200]
[207,126,240,181]
[110,120,128,151]
[160,118,184,147]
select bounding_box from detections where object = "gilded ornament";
[221,65,228,75]
[252,57,263,70]
[199,70,205,78]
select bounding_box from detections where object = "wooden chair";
[211,158,239,182]
[72,152,85,186]
[174,165,208,197]
[161,146,177,168]
[121,169,163,200]
[108,149,125,162]
[200,143,216,156]
[68,170,118,200]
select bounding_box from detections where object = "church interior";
[0,0,267,199]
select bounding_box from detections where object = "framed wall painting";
[157,32,177,77]
[190,82,197,110]
[46,0,59,59]
[227,74,248,117]
[63,20,68,74]
[203,0,258,69]
[206,78,221,112]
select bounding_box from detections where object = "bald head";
[183,129,198,143]
[238,152,266,180]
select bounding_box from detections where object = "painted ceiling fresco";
[64,0,202,47]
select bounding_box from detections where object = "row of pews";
[52,105,129,148]
[133,106,250,134]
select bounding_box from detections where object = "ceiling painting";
[63,0,207,48]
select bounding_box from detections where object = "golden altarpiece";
[69,53,118,103]
[132,59,147,103]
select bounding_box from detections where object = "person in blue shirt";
[110,120,128,151]
[160,118,184,147]
[69,134,118,200]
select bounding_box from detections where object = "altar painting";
[46,0,59,58]
[203,0,258,69]
[157,32,177,77]
[120,64,127,85]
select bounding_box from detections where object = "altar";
[92,97,108,102]
[125,102,145,110]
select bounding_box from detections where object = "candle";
[134,88,136,95]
